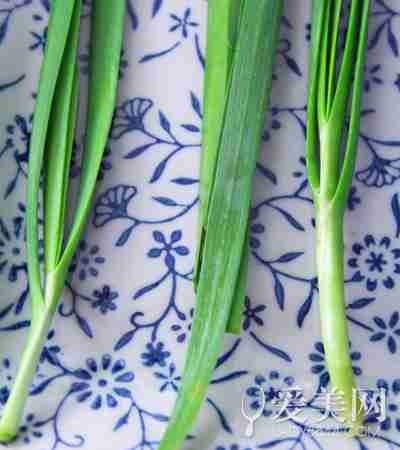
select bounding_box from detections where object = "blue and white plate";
[1,1,400,449]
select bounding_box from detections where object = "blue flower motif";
[92,285,118,315]
[292,156,307,180]
[309,341,362,388]
[141,342,170,368]
[111,98,153,139]
[39,329,61,365]
[69,241,105,281]
[250,223,266,250]
[246,370,296,418]
[0,385,10,406]
[6,113,30,153]
[2,0,31,7]
[0,358,13,406]
[305,23,311,41]
[348,235,400,291]
[97,147,113,181]
[395,73,400,92]
[69,141,81,179]
[262,114,282,142]
[356,155,400,188]
[0,206,27,283]
[216,446,252,450]
[347,186,361,211]
[169,8,198,39]
[30,26,47,52]
[370,378,400,432]
[249,209,266,250]
[94,185,137,227]
[1,0,32,8]
[171,308,193,343]
[364,64,383,92]
[2,115,31,194]
[243,297,266,331]
[17,414,43,445]
[148,230,189,270]
[368,0,400,57]
[154,363,181,392]
[73,354,135,410]
[0,0,32,48]
[370,312,400,354]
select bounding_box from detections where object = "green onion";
[194,0,247,335]
[0,1,126,441]
[306,0,370,433]
[158,1,282,449]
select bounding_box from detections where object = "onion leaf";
[0,1,126,441]
[194,0,248,334]
[158,2,283,449]
[194,0,242,289]
[306,0,370,433]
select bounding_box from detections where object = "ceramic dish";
[0,1,399,449]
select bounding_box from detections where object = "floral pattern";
[0,1,400,449]
[373,379,400,432]
[73,355,135,410]
[348,235,400,291]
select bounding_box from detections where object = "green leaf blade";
[0,1,81,442]
[225,230,249,334]
[326,0,343,111]
[43,6,81,274]
[305,0,329,194]
[194,0,243,288]
[0,1,127,442]
[158,2,283,448]
[59,1,126,272]
[26,0,78,312]
[306,0,371,433]
[194,0,250,334]
[334,0,370,208]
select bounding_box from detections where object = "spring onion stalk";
[306,0,370,433]
[193,0,247,334]
[0,1,126,441]
[158,2,282,449]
